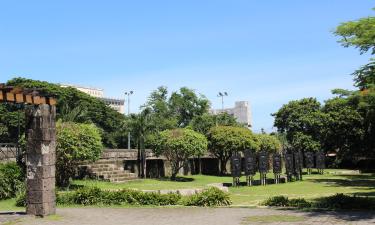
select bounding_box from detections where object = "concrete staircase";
[82,160,138,183]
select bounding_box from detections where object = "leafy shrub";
[0,162,24,200]
[263,194,375,210]
[288,198,311,208]
[71,186,104,205]
[56,122,103,187]
[262,196,289,207]
[56,187,181,206]
[184,187,232,207]
[312,193,375,210]
[56,192,75,205]
[15,191,26,207]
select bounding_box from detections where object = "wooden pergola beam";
[0,85,56,106]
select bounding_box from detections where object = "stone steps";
[82,161,137,183]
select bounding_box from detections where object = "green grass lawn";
[1,169,374,211]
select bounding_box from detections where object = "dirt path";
[1,207,375,225]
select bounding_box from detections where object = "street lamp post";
[125,91,134,150]
[217,92,228,111]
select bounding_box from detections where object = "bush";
[312,193,375,210]
[263,194,375,210]
[15,191,26,207]
[262,196,289,207]
[56,122,103,187]
[56,187,182,206]
[184,187,232,207]
[288,198,311,208]
[0,162,24,200]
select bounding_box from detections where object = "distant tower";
[210,101,252,128]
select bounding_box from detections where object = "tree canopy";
[4,77,126,148]
[256,133,282,153]
[153,128,207,180]
[208,126,258,174]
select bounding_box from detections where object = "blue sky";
[0,1,373,132]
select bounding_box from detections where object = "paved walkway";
[1,208,375,225]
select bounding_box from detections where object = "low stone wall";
[78,149,220,179]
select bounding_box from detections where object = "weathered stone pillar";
[25,104,56,216]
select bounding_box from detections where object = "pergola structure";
[0,84,57,217]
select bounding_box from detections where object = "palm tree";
[129,108,152,178]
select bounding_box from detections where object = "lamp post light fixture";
[125,91,134,150]
[217,92,228,111]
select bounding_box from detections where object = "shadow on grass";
[156,177,195,182]
[279,208,375,222]
[0,212,26,215]
[308,173,375,189]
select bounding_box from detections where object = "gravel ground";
[1,207,375,225]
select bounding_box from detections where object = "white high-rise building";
[60,84,125,114]
[210,101,252,128]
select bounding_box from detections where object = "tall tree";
[272,98,324,147]
[169,87,210,127]
[208,126,259,175]
[189,112,243,136]
[129,108,152,178]
[153,128,207,180]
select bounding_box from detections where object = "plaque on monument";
[273,153,282,174]
[285,152,294,174]
[244,149,256,176]
[305,151,314,168]
[258,151,269,173]
[231,154,241,178]
[316,151,326,169]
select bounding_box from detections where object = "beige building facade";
[61,84,125,114]
[210,101,252,128]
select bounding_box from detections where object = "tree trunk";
[220,158,228,175]
[137,139,141,178]
[140,136,146,178]
[170,161,181,181]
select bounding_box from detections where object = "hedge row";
[262,194,375,210]
[16,186,232,207]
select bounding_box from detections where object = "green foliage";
[272,98,323,150]
[5,77,126,148]
[0,104,24,143]
[56,122,103,187]
[334,11,375,55]
[189,114,216,135]
[352,59,375,90]
[56,187,181,206]
[287,198,311,208]
[0,162,24,200]
[313,193,375,210]
[142,86,209,133]
[169,87,210,127]
[189,113,243,136]
[153,128,208,180]
[15,191,26,207]
[184,187,232,207]
[256,133,281,153]
[208,126,259,174]
[262,196,289,207]
[290,132,321,152]
[263,194,375,210]
[262,196,311,209]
